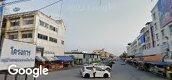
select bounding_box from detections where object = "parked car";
[80,66,111,78]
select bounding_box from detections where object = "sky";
[5,0,158,56]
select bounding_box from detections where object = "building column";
[5,18,10,38]
[33,15,37,44]
[18,16,23,40]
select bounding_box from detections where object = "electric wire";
[37,0,63,11]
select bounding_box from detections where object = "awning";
[146,62,172,67]
[35,56,46,62]
[52,57,59,61]
[42,56,55,61]
[56,56,73,62]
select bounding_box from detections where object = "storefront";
[56,56,74,68]
[35,56,74,71]
[35,56,46,66]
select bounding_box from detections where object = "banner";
[158,0,172,27]
[139,34,145,44]
[0,39,36,70]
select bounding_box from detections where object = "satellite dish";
[13,7,20,12]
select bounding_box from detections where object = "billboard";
[0,39,36,70]
[158,0,172,27]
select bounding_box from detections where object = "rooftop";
[4,10,64,25]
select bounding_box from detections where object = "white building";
[2,10,65,57]
[150,0,172,55]
[127,39,138,56]
[127,0,172,58]
[65,51,100,64]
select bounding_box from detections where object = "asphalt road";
[37,61,167,80]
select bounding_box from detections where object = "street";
[37,61,167,80]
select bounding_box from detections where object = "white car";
[95,64,112,72]
[80,66,111,78]
[91,63,112,72]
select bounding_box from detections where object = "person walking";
[93,66,96,78]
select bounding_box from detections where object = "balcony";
[20,24,35,30]
[19,26,35,31]
[5,26,19,32]
[5,26,35,32]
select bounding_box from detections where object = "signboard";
[0,39,36,70]
[158,0,172,27]
[138,34,145,44]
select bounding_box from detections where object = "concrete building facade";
[65,51,100,64]
[93,49,111,59]
[127,0,172,60]
[2,11,65,57]
[151,0,172,60]
[127,21,162,56]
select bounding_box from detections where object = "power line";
[59,0,63,19]
[0,0,30,7]
[5,0,30,6]
[37,0,63,11]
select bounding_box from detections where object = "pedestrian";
[93,66,96,78]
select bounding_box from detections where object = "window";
[53,27,55,31]
[44,23,49,28]
[154,23,157,30]
[23,19,34,25]
[96,67,104,71]
[50,25,56,31]
[169,25,172,35]
[86,67,93,70]
[38,33,48,40]
[39,20,44,26]
[10,20,19,26]
[50,25,54,31]
[50,25,58,33]
[157,44,159,46]
[22,33,32,38]
[49,37,57,43]
[156,34,159,41]
[153,41,156,47]
[36,47,44,56]
[83,54,86,58]
[9,34,18,39]
[147,43,151,49]
[2,20,6,28]
[55,28,58,33]
[153,13,156,20]
[39,20,49,28]
[61,40,64,45]
[161,29,165,38]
